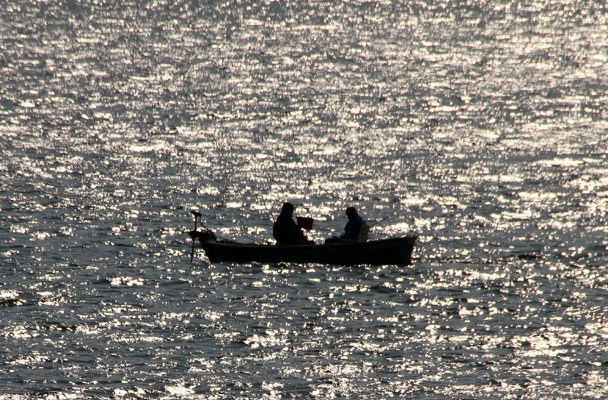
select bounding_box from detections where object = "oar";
[190,210,202,262]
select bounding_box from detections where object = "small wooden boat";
[189,229,417,266]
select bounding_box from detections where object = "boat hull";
[197,235,417,266]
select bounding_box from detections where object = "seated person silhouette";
[326,206,368,243]
[273,202,312,245]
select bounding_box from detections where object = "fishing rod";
[212,217,267,245]
[189,210,267,247]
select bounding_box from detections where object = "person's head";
[281,202,295,215]
[345,206,358,219]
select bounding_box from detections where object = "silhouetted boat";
[189,230,416,266]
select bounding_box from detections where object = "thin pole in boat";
[190,210,202,262]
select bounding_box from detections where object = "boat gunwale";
[200,235,416,250]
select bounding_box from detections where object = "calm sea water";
[2,1,608,398]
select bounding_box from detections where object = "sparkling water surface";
[1,1,608,398]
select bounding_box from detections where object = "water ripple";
[2,1,608,399]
